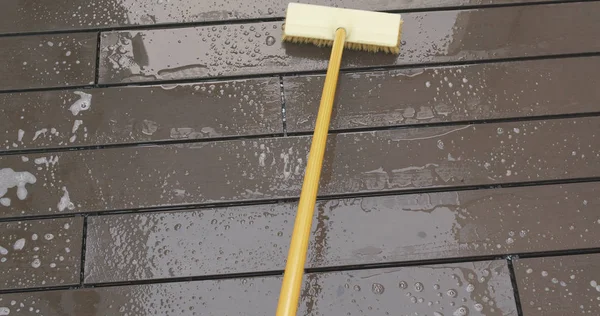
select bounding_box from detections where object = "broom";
[277,3,403,315]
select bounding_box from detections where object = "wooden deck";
[0,1,599,315]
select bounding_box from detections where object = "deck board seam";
[507,257,525,316]
[79,215,88,287]
[2,51,600,95]
[3,247,600,295]
[1,111,599,156]
[279,75,288,137]
[1,177,599,223]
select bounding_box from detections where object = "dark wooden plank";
[0,78,282,152]
[285,57,600,132]
[515,254,600,316]
[4,260,516,315]
[0,33,97,91]
[0,217,83,290]
[0,0,564,35]
[84,182,600,283]
[1,117,599,219]
[99,2,600,84]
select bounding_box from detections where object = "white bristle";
[283,3,402,52]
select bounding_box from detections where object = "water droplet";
[44,233,54,240]
[31,258,41,268]
[542,271,548,277]
[399,281,408,289]
[474,303,483,312]
[497,127,504,135]
[372,283,385,294]
[433,284,440,290]
[211,219,218,225]
[526,268,533,274]
[466,283,475,292]
[13,238,25,250]
[265,36,276,46]
[414,282,424,292]
[353,285,361,291]
[447,289,457,297]
[453,306,468,316]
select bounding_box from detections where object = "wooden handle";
[276,28,346,316]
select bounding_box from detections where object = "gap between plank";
[507,256,525,316]
[1,110,599,157]
[1,176,600,223]
[3,247,600,296]
[1,50,600,95]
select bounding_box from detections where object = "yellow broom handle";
[276,28,346,316]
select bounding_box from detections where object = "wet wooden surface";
[285,57,600,132]
[0,0,565,34]
[515,254,600,316]
[85,182,600,283]
[1,117,599,219]
[1,0,599,313]
[2,260,516,316]
[0,33,97,91]
[99,2,600,84]
[0,78,282,151]
[0,217,83,290]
